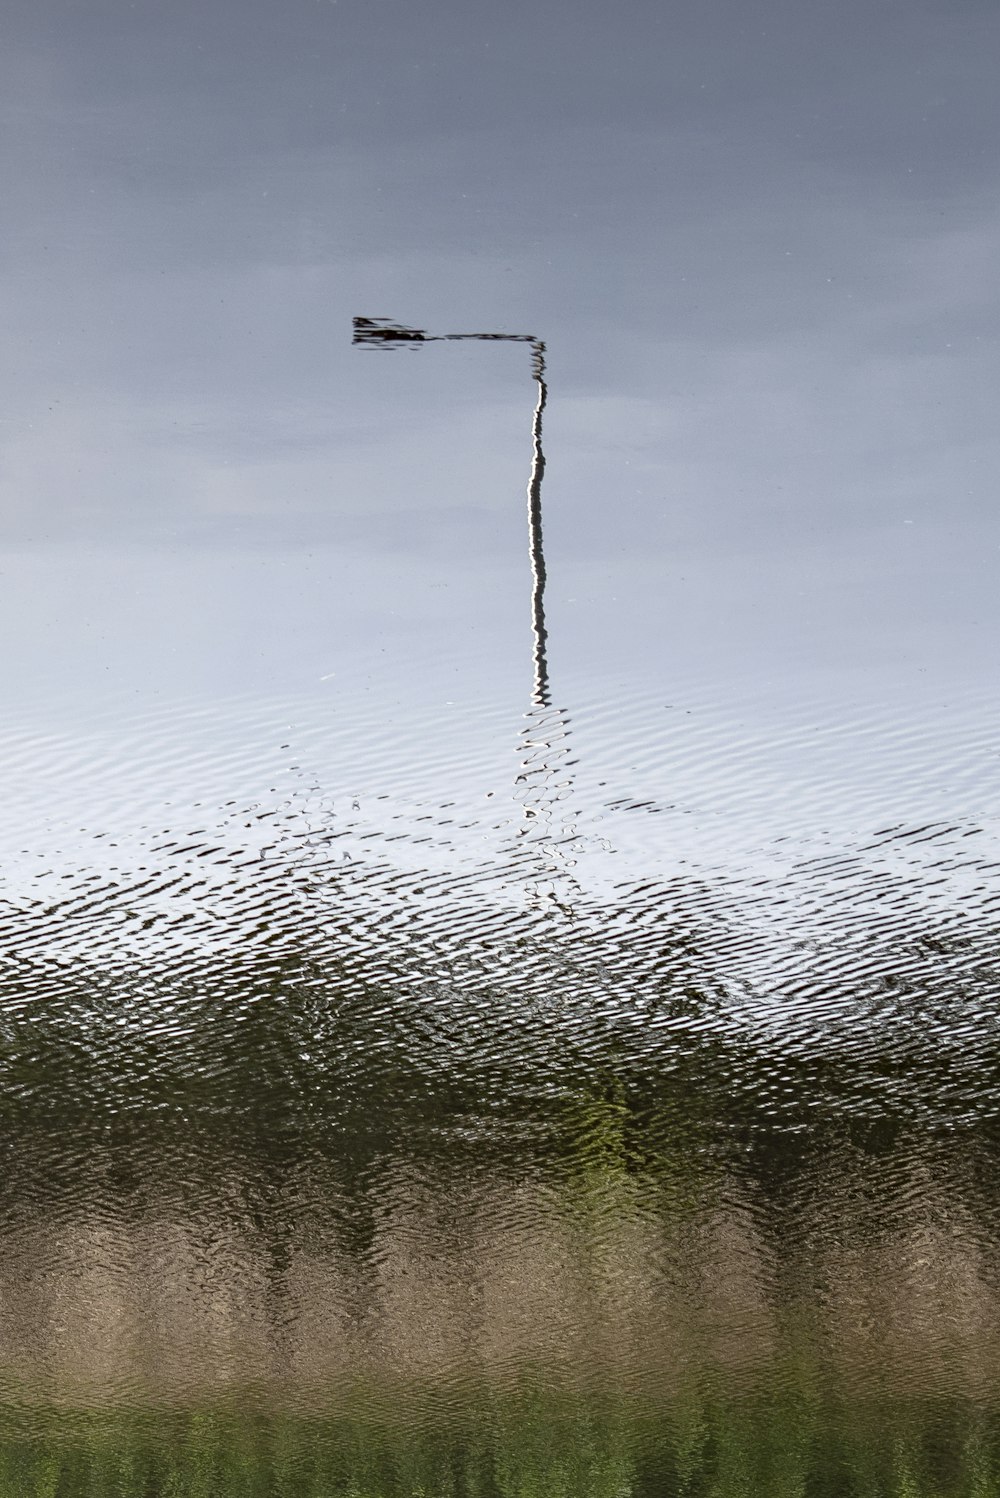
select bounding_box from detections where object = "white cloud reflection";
[2,0,1000,851]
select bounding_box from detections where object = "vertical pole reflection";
[526,339,549,708]
[352,318,550,704]
[352,318,577,909]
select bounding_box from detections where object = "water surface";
[3,0,1000,1491]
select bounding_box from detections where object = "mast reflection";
[353,317,550,704]
[352,317,576,907]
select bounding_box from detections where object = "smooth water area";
[4,1,1000,1491]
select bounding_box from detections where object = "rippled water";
[5,0,1000,1491]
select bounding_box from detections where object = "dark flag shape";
[352,317,428,347]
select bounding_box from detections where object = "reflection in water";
[352,317,550,707]
[3,718,1000,1491]
[0,335,997,1490]
[526,335,549,710]
[354,317,578,913]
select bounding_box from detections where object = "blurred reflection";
[352,316,550,706]
[2,0,1000,1474]
[0,305,995,1490]
[353,316,578,911]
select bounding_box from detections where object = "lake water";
[3,1,1000,1492]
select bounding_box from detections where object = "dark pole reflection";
[352,317,550,706]
[526,340,549,707]
[353,317,577,909]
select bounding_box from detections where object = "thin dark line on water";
[352,318,550,706]
[352,319,576,910]
[526,341,549,709]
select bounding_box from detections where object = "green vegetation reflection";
[2,1390,999,1498]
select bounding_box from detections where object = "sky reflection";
[2,0,1000,922]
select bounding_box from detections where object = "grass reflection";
[3,910,999,1490]
[0,1389,998,1497]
